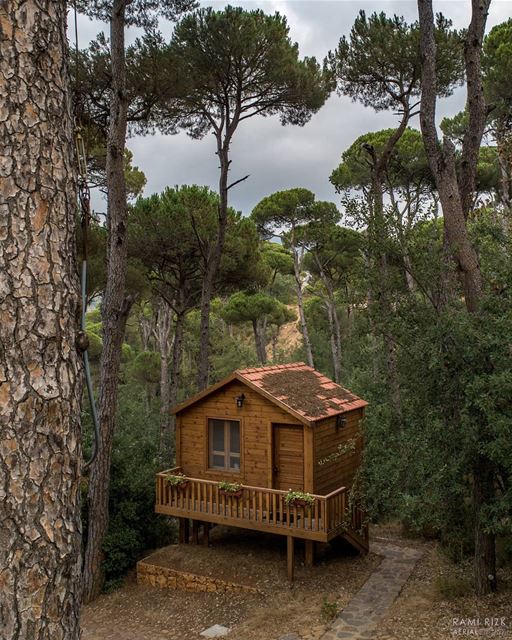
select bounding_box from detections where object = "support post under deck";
[179,518,189,544]
[203,523,210,546]
[191,520,199,544]
[287,536,294,582]
[305,540,314,568]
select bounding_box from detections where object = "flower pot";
[167,477,188,490]
[289,498,312,508]
[219,488,243,498]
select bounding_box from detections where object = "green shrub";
[82,382,176,592]
[321,596,338,621]
[436,573,473,600]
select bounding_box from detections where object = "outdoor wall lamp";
[236,393,245,408]
[336,414,347,430]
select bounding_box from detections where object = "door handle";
[273,466,279,474]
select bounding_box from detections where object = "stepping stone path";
[320,542,423,640]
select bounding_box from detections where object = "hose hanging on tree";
[75,131,101,470]
[73,5,101,469]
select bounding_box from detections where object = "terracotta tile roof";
[237,362,367,422]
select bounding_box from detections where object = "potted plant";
[166,472,189,490]
[218,480,243,498]
[284,489,315,509]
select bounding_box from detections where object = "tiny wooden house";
[155,363,369,579]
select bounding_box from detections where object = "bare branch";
[226,174,250,191]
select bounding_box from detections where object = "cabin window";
[208,419,240,471]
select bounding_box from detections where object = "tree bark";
[292,239,314,368]
[252,319,267,364]
[495,124,512,220]
[325,301,341,383]
[417,0,485,312]
[473,453,497,594]
[196,134,233,390]
[271,329,279,362]
[370,171,402,421]
[156,299,172,458]
[417,0,495,595]
[313,253,342,382]
[82,0,131,603]
[138,304,154,351]
[0,2,83,637]
[168,309,185,458]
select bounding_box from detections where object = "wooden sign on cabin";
[155,362,369,580]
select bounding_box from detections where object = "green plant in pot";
[285,489,315,508]
[218,480,243,498]
[166,472,189,490]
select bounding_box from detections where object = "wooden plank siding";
[178,380,303,488]
[313,408,364,495]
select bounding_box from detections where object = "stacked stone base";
[136,558,260,594]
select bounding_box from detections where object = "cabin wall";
[177,380,303,488]
[313,408,364,495]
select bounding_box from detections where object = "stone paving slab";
[320,543,423,640]
[200,624,231,638]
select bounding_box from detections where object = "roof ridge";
[173,363,367,421]
[237,361,306,374]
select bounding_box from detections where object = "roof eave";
[171,369,369,423]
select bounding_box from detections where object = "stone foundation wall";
[136,559,260,594]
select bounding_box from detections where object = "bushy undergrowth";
[82,382,176,591]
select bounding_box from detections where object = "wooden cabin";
[155,363,369,580]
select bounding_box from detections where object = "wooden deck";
[155,468,369,552]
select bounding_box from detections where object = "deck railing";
[155,467,351,540]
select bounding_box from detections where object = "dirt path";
[320,543,423,640]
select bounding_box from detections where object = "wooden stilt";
[305,540,314,568]
[203,522,210,546]
[191,520,199,544]
[287,536,294,582]
[179,518,189,544]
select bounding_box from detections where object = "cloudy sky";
[73,1,511,215]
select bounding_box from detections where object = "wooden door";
[272,424,304,491]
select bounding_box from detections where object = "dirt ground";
[81,526,380,640]
[372,523,512,640]
[81,523,512,640]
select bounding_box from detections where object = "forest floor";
[80,523,512,640]
[372,524,512,640]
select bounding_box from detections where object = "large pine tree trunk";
[82,0,131,602]
[0,2,83,637]
[370,173,402,420]
[156,299,172,458]
[495,126,512,218]
[418,0,495,595]
[252,319,267,364]
[314,254,342,382]
[165,307,185,462]
[292,245,314,368]
[326,301,342,383]
[473,453,497,594]
[196,143,230,390]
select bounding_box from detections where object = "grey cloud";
[74,1,508,215]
